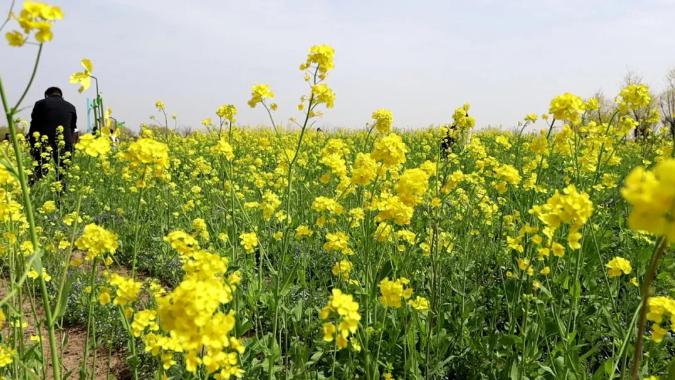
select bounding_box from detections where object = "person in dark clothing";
[28,87,78,186]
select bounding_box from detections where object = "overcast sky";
[2,0,674,132]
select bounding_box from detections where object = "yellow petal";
[69,72,85,84]
[81,58,93,73]
[78,77,91,93]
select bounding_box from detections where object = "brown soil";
[48,327,125,380]
[1,273,126,379]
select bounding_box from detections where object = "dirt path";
[1,276,125,379]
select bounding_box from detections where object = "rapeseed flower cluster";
[621,158,675,241]
[69,58,93,93]
[492,164,521,193]
[212,138,235,160]
[646,296,675,343]
[76,133,111,158]
[118,137,170,185]
[372,133,408,168]
[617,84,652,111]
[0,166,26,228]
[375,192,414,225]
[319,289,361,350]
[331,259,353,281]
[294,226,313,240]
[239,232,258,253]
[530,185,594,249]
[312,196,344,215]
[311,84,336,108]
[130,236,246,378]
[606,257,632,278]
[74,223,118,261]
[323,231,353,255]
[0,344,15,367]
[247,84,275,108]
[108,273,142,308]
[379,277,413,308]
[164,230,200,255]
[549,92,584,124]
[300,44,335,80]
[371,108,394,134]
[5,1,63,46]
[451,103,476,131]
[351,153,378,186]
[216,104,237,123]
[396,168,430,206]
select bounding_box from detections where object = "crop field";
[2,2,675,380]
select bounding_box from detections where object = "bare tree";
[623,71,644,86]
[660,68,675,140]
[590,90,614,123]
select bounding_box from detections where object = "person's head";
[44,87,63,98]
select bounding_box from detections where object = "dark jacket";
[29,95,77,152]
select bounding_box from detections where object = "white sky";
[2,0,675,132]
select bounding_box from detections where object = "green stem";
[81,257,99,378]
[118,307,139,380]
[629,237,668,380]
[1,54,61,380]
[610,303,641,379]
[520,298,530,379]
[130,179,146,279]
[13,44,43,112]
[567,226,587,334]
[52,195,82,319]
[0,0,16,32]
[374,308,388,372]
[266,66,319,380]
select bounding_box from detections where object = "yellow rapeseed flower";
[451,103,476,130]
[247,84,274,108]
[300,44,335,80]
[621,159,675,241]
[75,224,118,261]
[371,133,408,168]
[396,168,429,206]
[108,273,142,306]
[617,84,652,111]
[549,92,584,124]
[311,84,335,108]
[407,296,430,312]
[69,58,93,93]
[5,1,63,46]
[331,259,352,280]
[606,257,632,277]
[319,288,360,350]
[239,232,258,253]
[0,344,15,368]
[76,133,111,157]
[215,104,237,123]
[379,277,413,308]
[646,296,675,343]
[371,108,394,134]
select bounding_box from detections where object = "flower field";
[2,2,675,380]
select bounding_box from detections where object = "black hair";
[45,87,63,97]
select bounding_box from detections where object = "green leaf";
[510,360,520,380]
[54,276,74,319]
[30,248,44,272]
[306,351,323,366]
